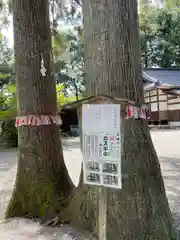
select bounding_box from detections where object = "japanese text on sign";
[82,104,122,189]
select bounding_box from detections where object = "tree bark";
[67,0,176,239]
[5,0,73,220]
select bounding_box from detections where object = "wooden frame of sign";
[61,94,151,149]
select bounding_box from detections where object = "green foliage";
[153,8,180,67]
[53,29,84,99]
[49,0,84,98]
[0,83,74,120]
[56,83,77,110]
[52,30,74,60]
[139,3,157,67]
[164,0,180,9]
[0,82,75,147]
[0,34,13,65]
[0,83,16,119]
[139,3,180,68]
[0,119,17,147]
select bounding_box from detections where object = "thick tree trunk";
[66,0,176,239]
[5,0,73,220]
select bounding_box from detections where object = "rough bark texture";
[67,0,176,239]
[5,0,73,220]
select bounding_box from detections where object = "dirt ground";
[0,130,180,239]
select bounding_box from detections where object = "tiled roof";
[143,68,180,87]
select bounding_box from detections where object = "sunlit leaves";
[139,2,180,68]
[0,82,74,119]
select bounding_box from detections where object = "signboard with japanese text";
[82,104,122,189]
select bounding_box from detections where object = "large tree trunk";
[5,0,73,220]
[66,0,176,239]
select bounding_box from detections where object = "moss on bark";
[5,161,73,221]
[6,178,61,219]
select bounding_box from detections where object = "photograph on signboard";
[102,163,118,174]
[86,172,101,184]
[103,175,118,186]
[85,161,100,172]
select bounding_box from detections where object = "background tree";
[0,34,14,111]
[139,2,180,68]
[0,0,85,98]
[154,8,180,67]
[66,0,175,239]
[164,0,180,9]
[58,32,84,100]
[139,0,156,67]
[51,0,84,99]
[5,0,74,220]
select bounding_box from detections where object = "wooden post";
[98,186,107,240]
[156,88,160,123]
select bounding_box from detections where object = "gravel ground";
[0,131,180,239]
[151,130,180,237]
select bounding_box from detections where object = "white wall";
[168,104,180,110]
[151,102,158,112]
[159,102,167,111]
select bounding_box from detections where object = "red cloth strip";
[15,115,62,127]
[126,104,151,119]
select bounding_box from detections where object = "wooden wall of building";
[144,88,180,122]
[167,94,180,121]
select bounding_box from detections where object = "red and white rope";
[15,115,62,127]
[126,104,151,119]
[15,105,150,128]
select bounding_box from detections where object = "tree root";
[44,216,60,227]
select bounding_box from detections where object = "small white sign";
[82,104,120,133]
[82,104,121,189]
